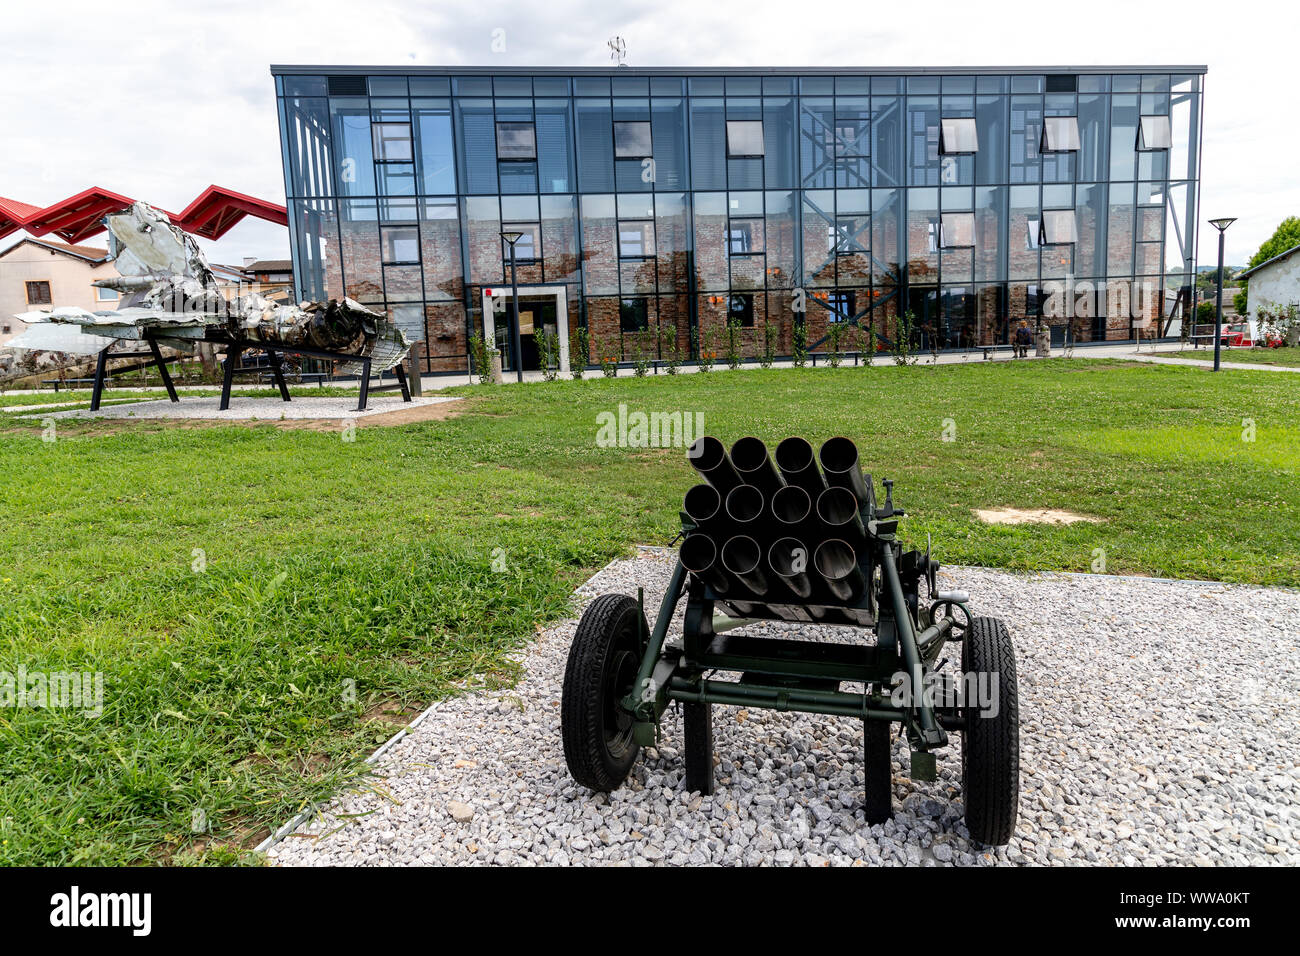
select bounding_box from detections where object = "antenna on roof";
[607,36,627,67]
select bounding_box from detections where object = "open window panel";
[939,117,978,154]
[940,212,976,249]
[613,121,653,159]
[1025,219,1042,250]
[1041,115,1081,152]
[618,220,656,258]
[1039,209,1079,245]
[726,120,765,158]
[496,121,537,160]
[501,222,541,262]
[1137,115,1172,151]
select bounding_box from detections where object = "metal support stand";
[89,339,181,412]
[265,350,291,402]
[90,347,110,412]
[144,334,179,404]
[219,344,243,411]
[213,339,413,412]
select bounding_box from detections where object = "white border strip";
[253,697,448,855]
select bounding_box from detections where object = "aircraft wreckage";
[9,202,413,410]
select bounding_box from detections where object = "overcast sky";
[1,0,1292,267]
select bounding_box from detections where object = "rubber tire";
[561,593,646,792]
[961,616,1019,845]
[863,720,893,825]
[683,700,715,795]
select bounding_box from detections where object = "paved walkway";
[9,342,1292,406]
[1112,352,1300,373]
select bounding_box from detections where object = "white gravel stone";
[269,549,1300,867]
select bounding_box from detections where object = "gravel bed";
[269,550,1300,866]
[24,394,458,421]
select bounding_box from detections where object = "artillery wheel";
[863,720,893,825]
[561,593,646,791]
[960,616,1019,845]
[682,700,714,795]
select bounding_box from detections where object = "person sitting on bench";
[1012,320,1033,358]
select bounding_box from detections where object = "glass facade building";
[272,65,1205,373]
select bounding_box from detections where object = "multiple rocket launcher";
[680,435,885,605]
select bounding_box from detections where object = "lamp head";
[501,230,524,244]
[1208,217,1237,233]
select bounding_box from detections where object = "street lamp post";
[500,230,524,383]
[1208,217,1237,372]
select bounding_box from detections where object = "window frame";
[613,120,653,159]
[371,121,414,163]
[1041,115,1081,153]
[725,120,766,158]
[727,291,756,327]
[1040,208,1079,246]
[501,221,542,263]
[495,120,538,160]
[25,280,52,305]
[619,296,650,333]
[824,290,857,322]
[727,218,765,256]
[938,117,979,154]
[1137,114,1172,151]
[380,224,421,266]
[832,216,869,256]
[1026,218,1042,250]
[617,219,656,259]
[940,211,976,249]
[95,285,120,302]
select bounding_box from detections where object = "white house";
[1238,242,1300,341]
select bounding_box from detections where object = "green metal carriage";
[561,435,1019,845]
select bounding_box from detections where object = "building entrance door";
[480,284,571,377]
[514,299,557,371]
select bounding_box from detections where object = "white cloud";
[0,0,1289,266]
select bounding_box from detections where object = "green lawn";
[1169,346,1300,368]
[2,358,1298,865]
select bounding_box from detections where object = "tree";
[1248,216,1300,270]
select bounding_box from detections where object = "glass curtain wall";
[276,68,1202,370]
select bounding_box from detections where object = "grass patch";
[1168,347,1300,368]
[1,358,1297,864]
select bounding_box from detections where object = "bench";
[41,377,100,391]
[253,370,329,387]
[981,344,1017,360]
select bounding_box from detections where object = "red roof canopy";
[0,195,43,242]
[176,184,289,240]
[21,186,140,244]
[5,185,287,244]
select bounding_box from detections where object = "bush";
[469,332,498,385]
[570,326,589,380]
